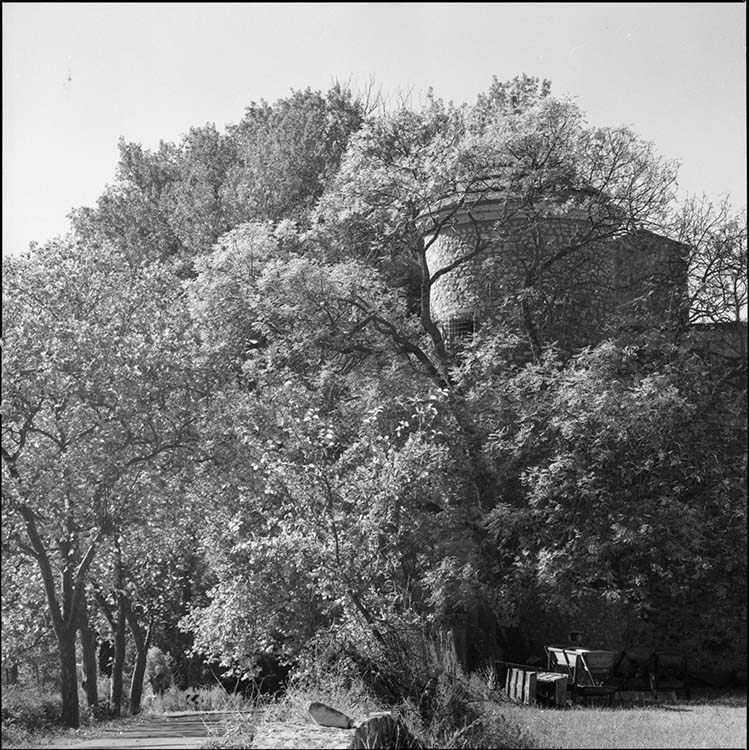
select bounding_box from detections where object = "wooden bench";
[545,647,625,705]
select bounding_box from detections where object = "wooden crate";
[504,667,568,706]
[505,667,537,704]
[536,672,569,706]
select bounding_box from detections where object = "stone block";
[308,701,355,729]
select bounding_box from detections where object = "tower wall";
[423,197,687,351]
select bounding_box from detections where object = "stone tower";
[422,191,688,352]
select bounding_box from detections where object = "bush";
[290,623,538,749]
[1,685,62,732]
[145,646,173,695]
[263,656,381,725]
[1,684,64,747]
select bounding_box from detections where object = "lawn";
[3,683,746,749]
[503,691,747,749]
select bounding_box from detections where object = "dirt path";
[38,710,359,750]
[42,711,252,749]
[250,720,353,749]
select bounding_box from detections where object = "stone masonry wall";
[424,200,687,352]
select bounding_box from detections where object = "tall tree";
[2,239,205,726]
[70,85,365,276]
[70,140,183,268]
[0,552,58,687]
[669,195,747,326]
[179,76,687,671]
[181,223,484,667]
[221,84,365,227]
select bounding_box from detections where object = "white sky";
[2,2,746,256]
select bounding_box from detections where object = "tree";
[70,140,183,269]
[1,552,58,688]
[2,238,206,726]
[220,84,365,227]
[179,76,689,673]
[17,73,743,698]
[70,85,365,276]
[181,224,485,670]
[89,476,210,714]
[478,332,746,666]
[669,194,747,326]
[313,75,679,374]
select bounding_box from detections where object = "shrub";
[1,685,63,733]
[145,646,173,695]
[290,623,538,749]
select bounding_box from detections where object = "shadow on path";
[41,711,257,750]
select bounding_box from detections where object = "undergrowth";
[1,680,130,748]
[274,625,539,749]
[146,684,254,714]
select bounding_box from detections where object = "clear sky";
[2,2,746,256]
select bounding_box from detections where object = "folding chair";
[545,646,577,679]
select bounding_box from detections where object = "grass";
[145,684,255,714]
[200,710,259,750]
[196,683,747,750]
[3,677,745,749]
[1,683,93,749]
[503,690,747,749]
[0,677,165,749]
[260,673,382,724]
[2,708,147,750]
[197,673,378,750]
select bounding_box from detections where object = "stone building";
[422,190,688,353]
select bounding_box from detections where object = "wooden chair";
[572,650,623,706]
[545,646,578,679]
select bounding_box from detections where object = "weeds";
[200,709,257,750]
[262,655,381,725]
[287,625,538,749]
[145,684,253,714]
[1,685,62,732]
[0,680,133,749]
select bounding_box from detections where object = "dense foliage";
[2,77,746,726]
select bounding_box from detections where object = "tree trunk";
[57,624,80,728]
[78,595,99,708]
[109,591,126,715]
[107,534,127,716]
[128,641,147,716]
[94,539,128,717]
[14,506,100,730]
[125,603,152,715]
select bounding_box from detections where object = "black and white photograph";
[2,3,746,748]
